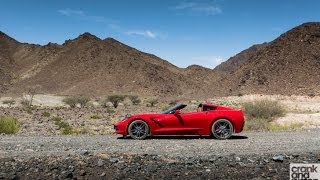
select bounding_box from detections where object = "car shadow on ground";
[117,135,248,140]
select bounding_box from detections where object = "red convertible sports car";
[114,103,244,140]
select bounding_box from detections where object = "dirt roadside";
[0,129,320,179]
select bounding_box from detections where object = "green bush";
[107,95,125,108]
[42,112,51,117]
[52,116,62,123]
[62,126,74,135]
[243,99,286,131]
[63,96,90,108]
[52,116,74,135]
[77,96,90,108]
[243,99,285,120]
[0,116,19,134]
[128,95,141,105]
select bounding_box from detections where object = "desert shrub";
[63,97,77,108]
[52,116,62,124]
[61,126,74,135]
[90,114,102,119]
[63,96,90,108]
[0,116,19,134]
[147,99,158,107]
[2,99,16,107]
[52,116,74,135]
[42,112,51,117]
[107,95,125,108]
[128,95,141,105]
[21,86,39,107]
[243,99,285,120]
[77,96,90,107]
[243,99,286,131]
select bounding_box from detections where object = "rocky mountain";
[214,43,268,73]
[217,22,320,96]
[0,32,217,98]
[1,22,320,98]
[0,31,20,93]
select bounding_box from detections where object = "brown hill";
[0,31,20,93]
[218,22,320,96]
[0,32,217,98]
[214,43,268,73]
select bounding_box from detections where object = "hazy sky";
[1,0,320,68]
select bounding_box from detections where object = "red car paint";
[114,103,244,137]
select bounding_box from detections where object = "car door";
[150,114,183,135]
[177,112,206,134]
[155,111,207,135]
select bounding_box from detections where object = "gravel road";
[1,129,320,158]
[1,129,320,179]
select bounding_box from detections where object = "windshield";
[162,103,187,114]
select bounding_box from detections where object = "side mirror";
[174,110,181,116]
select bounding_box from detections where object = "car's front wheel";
[211,119,233,139]
[128,120,149,140]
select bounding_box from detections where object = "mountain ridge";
[1,22,320,97]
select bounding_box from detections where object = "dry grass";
[268,122,304,132]
[0,116,19,134]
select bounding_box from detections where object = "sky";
[1,0,320,68]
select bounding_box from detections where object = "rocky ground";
[1,129,320,179]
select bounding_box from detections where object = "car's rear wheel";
[128,120,149,140]
[211,119,233,139]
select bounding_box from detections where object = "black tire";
[128,120,149,140]
[211,119,233,139]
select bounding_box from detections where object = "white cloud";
[192,6,222,15]
[191,55,225,68]
[57,8,114,24]
[174,2,197,10]
[126,30,158,39]
[172,2,222,15]
[58,9,84,16]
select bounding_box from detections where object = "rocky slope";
[215,43,268,73]
[217,22,320,96]
[0,32,219,98]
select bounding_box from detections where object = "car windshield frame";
[162,103,187,114]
